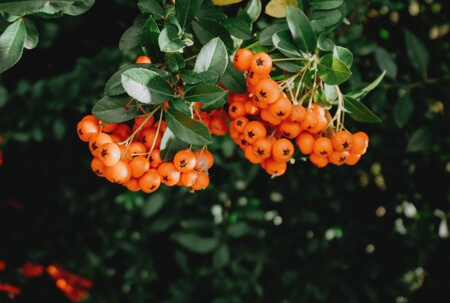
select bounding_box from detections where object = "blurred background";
[0,0,449,302]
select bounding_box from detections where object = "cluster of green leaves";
[0,0,95,73]
[254,0,384,124]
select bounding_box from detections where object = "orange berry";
[134,115,155,130]
[228,101,246,119]
[309,153,329,168]
[295,131,315,155]
[252,137,273,160]
[243,120,267,144]
[272,138,295,162]
[278,120,302,139]
[99,121,118,133]
[112,123,131,141]
[194,148,214,172]
[345,153,362,166]
[244,144,263,164]
[255,78,280,105]
[89,133,113,157]
[98,142,122,167]
[209,116,228,136]
[250,52,273,75]
[260,108,282,126]
[300,111,319,132]
[91,157,106,177]
[149,149,163,168]
[129,155,151,178]
[136,55,152,64]
[328,150,350,166]
[157,162,181,186]
[246,69,270,88]
[180,171,198,187]
[123,177,142,192]
[140,128,162,150]
[233,116,249,133]
[233,48,254,72]
[190,171,210,191]
[312,137,333,157]
[332,130,353,152]
[263,157,287,177]
[244,100,260,116]
[308,113,328,134]
[288,104,306,123]
[351,131,369,155]
[268,96,292,120]
[138,169,161,193]
[77,117,99,142]
[105,160,132,184]
[173,149,197,173]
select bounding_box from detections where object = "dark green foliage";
[1,0,450,302]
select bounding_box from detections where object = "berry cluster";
[76,113,214,193]
[229,48,369,176]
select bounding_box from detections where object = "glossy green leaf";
[143,192,165,218]
[193,37,228,79]
[310,0,343,10]
[404,28,429,76]
[219,63,247,94]
[285,5,317,53]
[0,19,25,73]
[345,70,386,101]
[244,0,262,22]
[168,53,185,73]
[333,45,352,69]
[374,46,397,79]
[223,17,252,40]
[317,53,351,85]
[140,16,164,63]
[165,108,213,145]
[175,0,203,30]
[170,98,191,116]
[92,95,152,123]
[259,22,289,46]
[121,68,173,104]
[183,84,228,104]
[159,23,186,53]
[23,18,38,50]
[180,70,203,85]
[343,96,382,123]
[171,232,219,254]
[310,0,346,34]
[273,29,306,58]
[406,126,433,152]
[191,18,234,50]
[119,24,142,50]
[199,70,219,84]
[0,0,94,16]
[393,94,414,128]
[137,0,164,20]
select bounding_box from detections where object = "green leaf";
[393,94,414,128]
[191,18,234,50]
[143,192,166,218]
[333,45,352,69]
[343,96,382,123]
[137,0,164,20]
[121,68,174,104]
[23,18,38,50]
[406,126,433,153]
[285,5,317,53]
[404,28,429,76]
[227,222,250,238]
[0,19,25,73]
[244,0,262,23]
[105,63,148,96]
[193,37,228,79]
[0,0,94,16]
[170,99,191,116]
[259,22,289,46]
[219,63,247,93]
[167,53,185,73]
[198,70,219,84]
[171,231,219,254]
[223,17,252,40]
[119,24,142,50]
[183,84,228,104]
[176,0,203,30]
[310,0,343,10]
[310,0,346,34]
[272,29,306,58]
[165,108,213,145]
[345,71,386,101]
[159,23,186,53]
[180,70,203,85]
[316,53,351,85]
[140,16,164,63]
[160,127,190,161]
[374,46,397,79]
[92,95,153,123]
